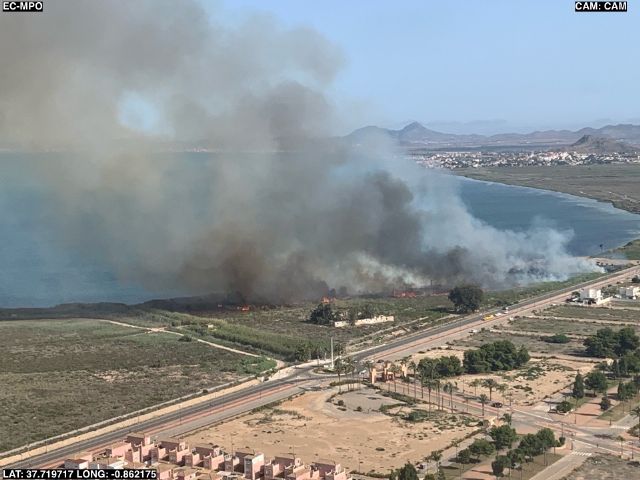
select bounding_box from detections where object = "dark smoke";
[0,1,597,303]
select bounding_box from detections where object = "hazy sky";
[208,0,639,134]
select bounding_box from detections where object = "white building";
[333,315,394,328]
[619,286,640,299]
[579,288,606,305]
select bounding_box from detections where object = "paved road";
[6,265,640,469]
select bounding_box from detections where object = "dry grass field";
[0,319,266,452]
[561,454,640,480]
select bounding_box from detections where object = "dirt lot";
[543,305,640,323]
[186,387,477,474]
[0,319,260,452]
[561,454,640,479]
[453,330,584,356]
[499,316,640,336]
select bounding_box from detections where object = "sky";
[205,0,640,134]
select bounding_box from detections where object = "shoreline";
[453,167,640,259]
[453,165,640,215]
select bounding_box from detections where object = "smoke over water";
[0,1,597,303]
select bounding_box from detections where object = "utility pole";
[330,336,334,370]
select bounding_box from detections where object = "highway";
[5,264,639,469]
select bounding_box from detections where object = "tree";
[443,382,455,411]
[409,360,418,399]
[584,327,639,358]
[448,284,484,313]
[456,448,472,464]
[491,455,510,477]
[572,372,585,399]
[294,342,311,362]
[469,438,495,459]
[556,400,572,413]
[618,380,638,401]
[334,358,344,392]
[615,327,640,357]
[600,395,611,411]
[308,303,336,325]
[585,370,608,395]
[631,406,640,443]
[483,378,499,401]
[436,469,445,480]
[584,327,618,358]
[501,412,513,426]
[470,378,482,396]
[463,341,529,374]
[490,424,518,450]
[390,364,402,393]
[479,394,489,417]
[395,463,418,480]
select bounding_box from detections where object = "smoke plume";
[0,1,596,303]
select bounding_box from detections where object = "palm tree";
[470,378,482,397]
[429,450,442,473]
[364,360,374,377]
[390,364,402,393]
[334,358,344,393]
[631,406,640,443]
[479,394,489,417]
[443,382,455,412]
[483,379,499,401]
[496,383,508,402]
[501,413,513,426]
[424,378,436,416]
[409,360,418,399]
[434,378,442,410]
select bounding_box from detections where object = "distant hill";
[345,122,640,150]
[567,135,638,154]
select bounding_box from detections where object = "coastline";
[453,166,640,259]
[454,164,640,215]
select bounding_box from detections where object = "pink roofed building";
[64,459,90,469]
[150,446,168,463]
[125,448,142,464]
[184,452,202,468]
[169,446,191,466]
[107,441,132,458]
[203,453,226,471]
[126,433,152,447]
[243,453,264,480]
[155,463,174,480]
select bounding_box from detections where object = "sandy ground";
[186,387,476,474]
[561,454,640,480]
[403,348,591,407]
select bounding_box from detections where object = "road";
[5,264,640,469]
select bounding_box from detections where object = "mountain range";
[345,121,640,151]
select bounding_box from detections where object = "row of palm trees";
[333,355,514,418]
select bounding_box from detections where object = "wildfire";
[321,296,334,304]
[238,305,250,312]
[392,290,417,298]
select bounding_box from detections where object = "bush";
[600,396,612,411]
[463,340,529,373]
[556,400,572,413]
[543,334,570,344]
[449,284,483,313]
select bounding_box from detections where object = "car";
[469,329,479,333]
[491,402,503,408]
